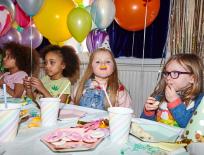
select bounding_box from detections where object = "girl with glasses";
[141,54,203,128]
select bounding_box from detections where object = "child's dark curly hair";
[3,42,40,76]
[41,45,80,84]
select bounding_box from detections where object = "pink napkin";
[59,109,87,120]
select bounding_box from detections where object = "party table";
[0,104,188,155]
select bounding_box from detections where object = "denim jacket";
[79,79,105,110]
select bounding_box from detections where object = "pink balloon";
[15,3,30,28]
[21,26,43,48]
[0,27,22,47]
[0,5,12,36]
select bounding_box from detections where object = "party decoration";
[0,0,15,20]
[74,0,83,6]
[182,98,204,142]
[15,3,30,28]
[0,5,12,36]
[86,29,108,52]
[83,0,95,7]
[16,0,44,16]
[85,5,97,30]
[21,26,43,48]
[0,27,22,47]
[34,0,75,42]
[114,0,160,31]
[67,7,92,42]
[90,0,115,29]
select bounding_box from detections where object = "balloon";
[0,5,12,36]
[34,0,75,42]
[115,0,160,31]
[90,0,115,29]
[21,26,43,48]
[0,27,22,47]
[0,0,15,20]
[16,0,44,16]
[86,28,108,52]
[15,3,30,28]
[67,7,92,42]
[85,5,97,30]
[74,0,83,5]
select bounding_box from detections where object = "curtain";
[107,0,170,58]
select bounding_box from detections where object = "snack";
[130,122,154,141]
[27,117,41,128]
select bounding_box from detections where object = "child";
[141,53,204,128]
[0,42,39,98]
[24,45,80,103]
[73,48,132,110]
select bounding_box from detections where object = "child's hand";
[23,76,31,90]
[30,77,44,91]
[165,84,179,102]
[144,97,160,111]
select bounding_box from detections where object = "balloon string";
[139,0,148,102]
[30,16,33,77]
[141,0,148,70]
[131,32,135,57]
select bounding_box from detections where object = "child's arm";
[30,77,52,98]
[116,85,133,108]
[0,77,24,97]
[140,97,159,121]
[1,83,24,98]
[23,76,34,99]
[168,94,204,128]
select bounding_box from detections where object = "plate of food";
[41,122,108,152]
[130,118,184,143]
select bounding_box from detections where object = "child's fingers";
[146,97,157,105]
[145,103,158,111]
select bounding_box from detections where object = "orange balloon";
[115,0,160,31]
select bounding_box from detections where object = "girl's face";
[92,51,114,81]
[164,60,195,91]
[3,50,16,69]
[44,52,65,79]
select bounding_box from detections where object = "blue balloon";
[16,0,44,16]
[90,0,115,29]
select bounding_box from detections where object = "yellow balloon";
[33,0,75,42]
[74,0,83,5]
[49,40,65,47]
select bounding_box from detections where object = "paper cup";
[187,143,204,155]
[108,107,133,144]
[40,98,60,127]
[0,104,21,144]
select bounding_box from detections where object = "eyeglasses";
[162,71,192,79]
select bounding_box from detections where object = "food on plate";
[82,134,98,143]
[130,122,154,141]
[90,130,105,138]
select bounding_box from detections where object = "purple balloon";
[0,27,22,47]
[86,28,108,53]
[21,26,43,48]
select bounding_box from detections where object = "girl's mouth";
[100,65,107,70]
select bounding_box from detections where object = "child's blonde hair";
[152,53,203,105]
[74,48,119,108]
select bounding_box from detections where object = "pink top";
[3,71,28,89]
